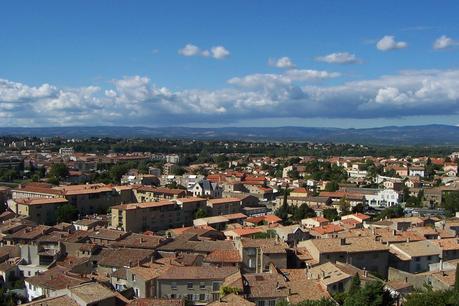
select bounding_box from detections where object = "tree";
[219,285,242,296]
[48,163,69,179]
[404,289,459,306]
[349,273,361,295]
[352,203,365,214]
[338,197,351,216]
[47,176,60,186]
[443,191,459,215]
[455,263,459,291]
[292,203,316,221]
[56,204,79,223]
[323,208,339,221]
[377,205,404,220]
[343,281,393,306]
[171,165,186,176]
[275,185,290,222]
[194,208,207,219]
[325,181,339,192]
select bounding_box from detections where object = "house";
[8,197,69,225]
[190,180,222,198]
[156,266,242,304]
[409,166,425,178]
[273,225,310,247]
[24,266,89,301]
[444,163,458,177]
[289,188,309,198]
[389,240,441,273]
[234,238,288,273]
[299,237,390,277]
[207,198,241,216]
[341,213,370,224]
[365,189,399,208]
[301,216,329,229]
[243,270,289,305]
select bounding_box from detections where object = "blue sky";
[1,0,459,127]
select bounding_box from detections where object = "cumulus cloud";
[316,52,360,64]
[433,35,458,50]
[1,69,459,126]
[210,46,230,59]
[178,44,201,57]
[268,57,295,68]
[178,44,230,59]
[376,35,408,51]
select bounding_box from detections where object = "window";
[415,257,420,262]
[427,256,432,260]
[171,282,177,290]
[170,294,176,299]
[199,282,205,289]
[212,282,221,291]
[187,294,193,301]
[248,258,255,268]
[187,282,193,289]
[199,294,206,301]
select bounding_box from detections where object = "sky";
[1,0,459,128]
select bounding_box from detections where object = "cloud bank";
[1,69,459,126]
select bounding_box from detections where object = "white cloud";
[228,69,340,89]
[433,35,458,50]
[316,52,360,64]
[211,46,230,59]
[1,69,459,126]
[178,44,201,56]
[268,57,295,68]
[376,35,408,51]
[178,44,230,59]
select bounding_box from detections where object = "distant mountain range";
[0,124,459,146]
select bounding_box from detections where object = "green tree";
[443,191,459,215]
[338,197,351,216]
[349,273,361,295]
[377,205,404,220]
[292,203,316,221]
[325,181,339,192]
[455,263,459,291]
[56,204,79,223]
[352,203,365,214]
[323,208,339,221]
[404,289,458,306]
[48,163,69,179]
[194,208,207,219]
[47,176,60,185]
[344,281,393,306]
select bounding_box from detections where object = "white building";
[58,147,74,156]
[409,167,425,178]
[365,189,399,208]
[165,154,180,164]
[190,180,222,198]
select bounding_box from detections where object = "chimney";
[340,238,346,245]
[406,237,411,243]
[392,229,397,236]
[363,268,368,278]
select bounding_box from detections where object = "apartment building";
[389,240,441,273]
[112,200,180,232]
[9,197,69,225]
[207,198,241,216]
[234,238,288,273]
[134,186,187,202]
[111,197,206,232]
[12,183,135,216]
[300,237,390,277]
[156,266,241,304]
